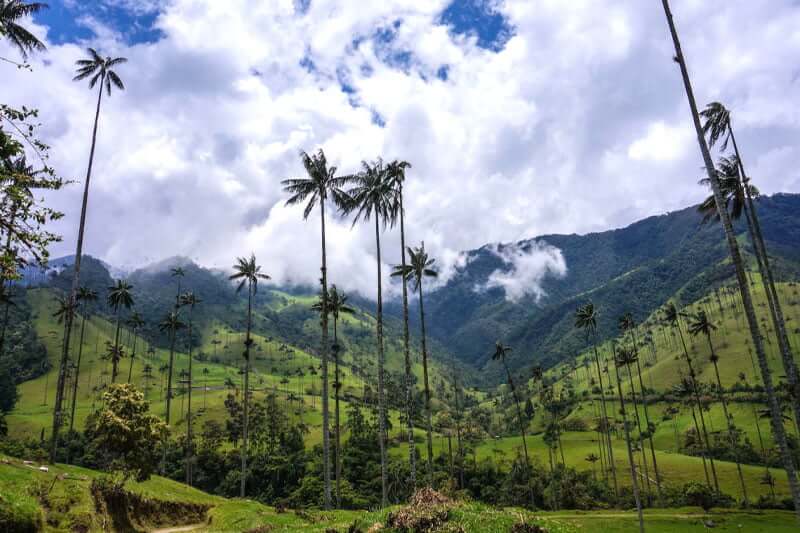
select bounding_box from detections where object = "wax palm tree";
[125,312,144,384]
[491,342,530,466]
[106,280,133,383]
[51,48,127,461]
[574,302,617,495]
[612,343,645,533]
[282,149,349,509]
[312,284,354,506]
[179,291,201,485]
[385,158,418,487]
[229,254,269,498]
[663,302,719,493]
[340,157,397,507]
[0,1,47,60]
[660,0,800,515]
[393,240,438,481]
[585,453,600,480]
[688,310,748,505]
[619,313,662,504]
[158,310,184,473]
[68,287,96,434]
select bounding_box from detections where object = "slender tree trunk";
[398,188,417,488]
[624,362,652,505]
[111,311,121,383]
[374,216,388,507]
[661,0,800,518]
[689,402,712,488]
[186,313,193,486]
[418,277,435,483]
[127,328,138,384]
[591,331,618,496]
[241,282,253,498]
[319,199,332,509]
[634,353,663,504]
[675,321,720,493]
[68,310,87,437]
[334,317,342,508]
[0,207,18,358]
[613,352,645,533]
[162,324,177,474]
[51,78,105,462]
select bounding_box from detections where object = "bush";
[683,482,714,511]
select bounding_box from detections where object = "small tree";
[85,383,168,483]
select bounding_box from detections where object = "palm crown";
[574,302,598,335]
[392,242,437,291]
[158,311,185,334]
[126,311,144,330]
[179,291,202,309]
[107,279,134,313]
[0,1,47,59]
[699,101,732,151]
[312,284,354,320]
[281,149,351,219]
[341,158,398,227]
[687,310,716,338]
[229,254,270,294]
[697,155,759,224]
[73,48,127,95]
[491,341,512,363]
[76,286,97,304]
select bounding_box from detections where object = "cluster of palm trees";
[281,150,439,508]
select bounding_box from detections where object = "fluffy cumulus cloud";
[479,241,567,303]
[2,0,799,300]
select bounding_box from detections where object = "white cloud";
[478,241,567,303]
[2,0,799,300]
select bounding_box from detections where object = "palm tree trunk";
[689,403,712,488]
[334,317,342,508]
[591,332,618,496]
[675,321,720,493]
[625,363,652,505]
[418,277,434,483]
[708,341,748,505]
[319,198,332,509]
[0,206,18,359]
[398,188,417,488]
[373,216,388,507]
[633,352,663,504]
[186,315,193,486]
[162,325,177,474]
[111,311,121,383]
[51,77,105,462]
[503,363,530,466]
[68,310,87,437]
[127,329,138,384]
[613,355,645,533]
[661,0,800,518]
[241,281,253,498]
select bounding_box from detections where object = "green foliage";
[83,384,168,482]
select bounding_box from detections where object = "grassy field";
[1,454,797,532]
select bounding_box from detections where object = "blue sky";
[8,0,799,298]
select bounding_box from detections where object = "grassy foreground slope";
[1,454,797,532]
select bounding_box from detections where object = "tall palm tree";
[282,149,349,509]
[700,100,800,434]
[661,1,800,517]
[179,291,201,485]
[664,302,719,493]
[341,157,397,507]
[229,254,269,498]
[619,313,662,504]
[612,343,645,533]
[615,345,651,504]
[68,287,96,435]
[385,158,417,487]
[158,309,185,473]
[491,342,529,466]
[574,302,617,495]
[106,280,133,383]
[688,310,748,505]
[125,311,144,384]
[312,284,354,507]
[0,1,47,60]
[50,48,126,461]
[393,241,438,481]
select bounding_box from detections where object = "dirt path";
[150,524,205,533]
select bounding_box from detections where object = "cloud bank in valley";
[478,241,567,302]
